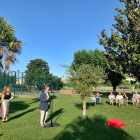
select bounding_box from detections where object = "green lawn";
[0,94,140,140]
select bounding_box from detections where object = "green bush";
[99,81,112,87]
[134,84,140,89]
[120,79,131,86]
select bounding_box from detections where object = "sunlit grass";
[0,94,139,140]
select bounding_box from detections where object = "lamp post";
[41,67,45,89]
[17,70,20,91]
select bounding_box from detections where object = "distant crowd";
[95,91,139,107]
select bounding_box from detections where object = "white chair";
[123,97,128,106]
[132,98,139,106]
[89,97,96,106]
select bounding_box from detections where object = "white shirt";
[133,94,139,98]
[45,91,49,99]
[109,95,115,99]
[116,95,123,100]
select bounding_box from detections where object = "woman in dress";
[1,86,11,122]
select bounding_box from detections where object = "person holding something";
[38,86,50,126]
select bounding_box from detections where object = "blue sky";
[1,0,124,78]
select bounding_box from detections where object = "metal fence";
[0,70,58,95]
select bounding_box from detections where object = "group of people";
[0,86,50,127]
[108,91,127,107]
[108,91,140,107]
[95,91,140,107]
[1,86,140,126]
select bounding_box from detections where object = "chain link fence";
[0,70,58,95]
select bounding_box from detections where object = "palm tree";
[0,16,23,70]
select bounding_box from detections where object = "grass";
[0,94,140,140]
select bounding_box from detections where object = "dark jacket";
[38,92,50,111]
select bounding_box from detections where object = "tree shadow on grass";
[46,108,64,123]
[75,103,95,110]
[53,115,133,140]
[9,107,37,121]
[0,134,3,137]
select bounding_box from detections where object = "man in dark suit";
[39,86,50,126]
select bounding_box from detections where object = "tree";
[71,49,93,71]
[66,64,106,119]
[120,79,131,85]
[89,49,107,68]
[25,59,50,89]
[91,49,125,93]
[25,59,63,91]
[98,0,140,82]
[0,16,23,70]
[71,49,125,93]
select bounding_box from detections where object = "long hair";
[1,86,9,97]
[122,91,126,96]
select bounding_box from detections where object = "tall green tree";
[66,64,106,119]
[89,49,107,67]
[71,49,93,71]
[25,59,50,88]
[98,0,140,82]
[71,49,125,93]
[0,16,23,70]
[90,49,125,93]
[25,59,63,90]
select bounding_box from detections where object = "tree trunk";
[82,99,86,119]
[113,86,116,94]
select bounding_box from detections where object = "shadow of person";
[46,108,64,123]
[8,101,30,114]
[9,107,37,121]
[53,115,133,140]
[28,98,40,104]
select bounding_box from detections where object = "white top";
[45,91,49,99]
[133,94,139,98]
[109,95,115,99]
[116,95,123,99]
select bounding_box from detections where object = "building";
[61,78,68,84]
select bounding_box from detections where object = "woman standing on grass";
[0,86,11,123]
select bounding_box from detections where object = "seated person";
[122,91,127,105]
[116,92,123,107]
[132,91,139,106]
[108,92,115,105]
[95,92,102,105]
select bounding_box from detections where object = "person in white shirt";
[108,92,115,105]
[132,91,139,106]
[116,92,123,107]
